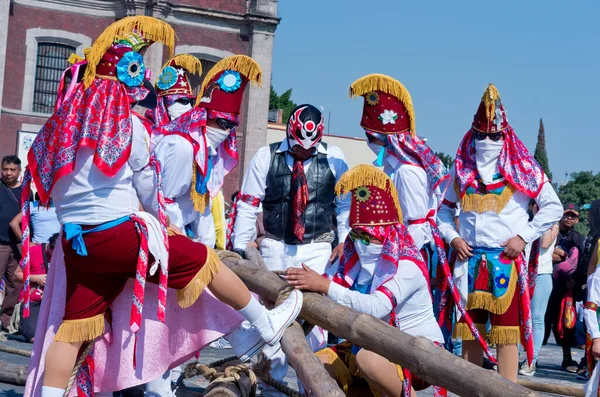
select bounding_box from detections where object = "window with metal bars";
[33,43,75,114]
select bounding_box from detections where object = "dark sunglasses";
[349,230,372,246]
[175,98,194,105]
[216,118,237,131]
[473,130,503,142]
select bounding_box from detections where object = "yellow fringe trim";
[157,54,202,87]
[489,326,520,345]
[348,73,415,135]
[196,55,262,106]
[68,53,83,65]
[315,348,353,394]
[190,164,210,213]
[458,183,516,214]
[453,322,487,341]
[481,83,501,125]
[83,16,175,88]
[54,314,105,343]
[467,265,517,315]
[167,226,185,237]
[335,164,403,223]
[177,247,220,308]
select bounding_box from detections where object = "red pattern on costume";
[76,345,95,397]
[291,160,309,241]
[19,170,33,318]
[454,128,545,200]
[473,256,491,291]
[28,79,147,205]
[226,193,261,250]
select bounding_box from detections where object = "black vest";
[263,143,336,245]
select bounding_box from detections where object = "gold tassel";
[167,226,185,237]
[459,184,516,214]
[159,54,203,80]
[83,16,176,88]
[68,53,83,65]
[54,314,105,343]
[452,322,487,341]
[335,165,403,223]
[481,83,501,124]
[489,326,520,345]
[190,164,210,213]
[467,265,517,315]
[315,348,353,394]
[177,247,220,308]
[348,73,416,135]
[196,55,262,106]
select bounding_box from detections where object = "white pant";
[259,238,334,276]
[260,238,331,392]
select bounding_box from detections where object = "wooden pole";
[280,321,345,397]
[517,379,584,397]
[221,256,541,397]
[0,360,28,385]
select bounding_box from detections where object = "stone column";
[240,0,279,176]
[0,0,11,128]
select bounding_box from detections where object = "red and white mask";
[286,104,325,153]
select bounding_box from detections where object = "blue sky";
[270,0,599,183]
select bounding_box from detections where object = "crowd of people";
[0,14,598,397]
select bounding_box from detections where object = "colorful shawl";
[454,127,546,199]
[366,130,450,204]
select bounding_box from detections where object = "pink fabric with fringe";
[24,241,242,396]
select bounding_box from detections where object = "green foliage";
[269,86,297,123]
[534,118,552,180]
[435,152,454,169]
[557,171,600,235]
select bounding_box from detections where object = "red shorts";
[454,285,521,345]
[57,220,217,342]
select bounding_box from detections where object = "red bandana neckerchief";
[290,151,311,242]
[454,127,545,199]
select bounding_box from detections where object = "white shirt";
[233,140,350,251]
[152,134,215,246]
[327,260,443,343]
[538,235,557,275]
[383,156,438,249]
[437,168,562,248]
[585,267,600,340]
[53,116,157,224]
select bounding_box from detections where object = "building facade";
[0,0,279,200]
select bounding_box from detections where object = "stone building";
[0,0,279,198]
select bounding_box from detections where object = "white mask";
[205,126,231,150]
[354,241,383,286]
[167,102,192,120]
[474,138,503,184]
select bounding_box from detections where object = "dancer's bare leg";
[497,344,518,382]
[208,264,251,310]
[43,341,82,388]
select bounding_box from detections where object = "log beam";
[221,255,540,397]
[280,322,345,397]
[517,379,584,397]
[0,360,28,385]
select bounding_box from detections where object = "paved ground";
[0,333,589,396]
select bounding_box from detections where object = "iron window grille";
[33,43,75,114]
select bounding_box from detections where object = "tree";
[557,171,600,235]
[269,86,297,123]
[435,152,454,169]
[534,118,552,180]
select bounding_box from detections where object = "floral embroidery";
[366,91,379,106]
[378,109,398,125]
[495,273,508,289]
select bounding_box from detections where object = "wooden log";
[0,360,28,385]
[203,382,243,397]
[280,321,345,397]
[245,246,267,269]
[221,256,540,397]
[517,379,584,397]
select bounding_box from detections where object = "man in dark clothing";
[0,155,23,330]
[544,203,585,372]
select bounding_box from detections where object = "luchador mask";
[286,104,325,152]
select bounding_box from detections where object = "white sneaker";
[225,321,266,362]
[258,290,303,346]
